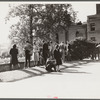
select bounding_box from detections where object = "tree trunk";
[29,4,33,45]
[30,14,33,45]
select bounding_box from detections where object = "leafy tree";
[35,4,77,42]
[6,4,42,45]
[6,4,77,48]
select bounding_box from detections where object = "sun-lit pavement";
[0,60,100,99]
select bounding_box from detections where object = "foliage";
[68,38,96,60]
[6,4,77,50]
[0,51,10,58]
[35,4,77,41]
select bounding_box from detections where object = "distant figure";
[59,42,65,62]
[67,43,71,61]
[96,43,100,60]
[39,50,44,65]
[65,41,68,62]
[49,41,54,58]
[9,44,18,70]
[43,41,49,64]
[32,42,39,66]
[91,44,97,60]
[24,41,33,68]
[54,45,62,72]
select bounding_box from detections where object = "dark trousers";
[46,64,56,72]
[43,51,49,64]
[25,50,31,67]
[25,56,30,67]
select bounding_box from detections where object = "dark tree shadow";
[4,59,96,82]
[60,69,90,74]
[8,69,49,82]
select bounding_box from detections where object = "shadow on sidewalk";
[3,59,96,82]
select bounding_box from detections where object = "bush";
[68,38,96,60]
[1,51,10,58]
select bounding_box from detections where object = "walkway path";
[0,60,100,99]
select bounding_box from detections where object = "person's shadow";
[2,60,94,82]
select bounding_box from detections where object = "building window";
[90,37,96,41]
[90,23,95,31]
[76,31,79,37]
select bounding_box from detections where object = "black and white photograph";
[0,1,100,99]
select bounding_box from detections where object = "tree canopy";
[6,3,77,49]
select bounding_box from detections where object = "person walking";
[54,45,62,72]
[9,44,19,70]
[24,41,33,68]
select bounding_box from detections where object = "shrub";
[68,38,96,60]
[1,51,10,58]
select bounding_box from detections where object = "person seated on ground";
[45,56,56,72]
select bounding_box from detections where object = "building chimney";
[96,4,100,14]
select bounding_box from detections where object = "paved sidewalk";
[0,65,47,82]
[0,60,100,98]
[0,60,95,82]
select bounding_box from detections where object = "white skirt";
[32,52,39,61]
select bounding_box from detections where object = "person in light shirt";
[32,42,39,66]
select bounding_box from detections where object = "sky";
[0,2,98,48]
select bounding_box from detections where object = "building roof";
[69,24,87,29]
[88,14,100,18]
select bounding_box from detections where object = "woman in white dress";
[32,42,39,66]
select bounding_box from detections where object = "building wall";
[87,4,100,43]
[57,27,66,43]
[57,4,100,44]
[57,24,87,43]
[68,24,87,42]
[96,4,100,14]
[87,14,100,43]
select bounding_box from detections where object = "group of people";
[9,40,68,72]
